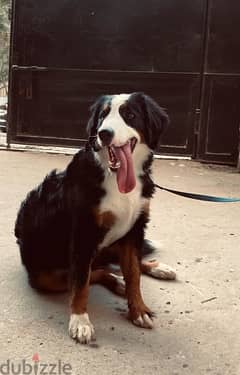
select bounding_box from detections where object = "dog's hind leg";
[141,239,176,280]
[29,269,69,292]
[90,269,126,297]
[141,260,176,280]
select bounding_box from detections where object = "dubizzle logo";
[0,354,72,375]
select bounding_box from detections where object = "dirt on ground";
[0,149,239,375]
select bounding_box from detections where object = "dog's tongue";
[114,143,136,193]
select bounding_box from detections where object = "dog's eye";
[127,112,135,120]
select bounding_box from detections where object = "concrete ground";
[0,149,239,375]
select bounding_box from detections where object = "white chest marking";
[98,174,147,250]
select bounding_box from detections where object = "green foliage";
[0,0,10,94]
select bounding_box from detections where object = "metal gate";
[197,1,240,165]
[7,0,240,165]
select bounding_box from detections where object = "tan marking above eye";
[100,105,110,118]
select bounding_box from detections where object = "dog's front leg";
[119,242,154,329]
[69,270,95,344]
[68,228,95,344]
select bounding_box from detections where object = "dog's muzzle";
[98,128,114,147]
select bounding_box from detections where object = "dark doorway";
[8,0,240,165]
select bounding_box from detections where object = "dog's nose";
[98,128,114,146]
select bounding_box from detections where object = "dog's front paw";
[130,305,154,329]
[133,313,154,329]
[69,313,95,344]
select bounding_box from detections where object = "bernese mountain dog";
[15,92,176,344]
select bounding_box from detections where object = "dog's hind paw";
[109,273,126,296]
[148,262,176,280]
[69,313,95,344]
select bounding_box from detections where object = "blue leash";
[154,184,240,203]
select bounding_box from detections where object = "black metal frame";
[7,0,240,166]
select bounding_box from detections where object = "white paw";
[133,314,154,329]
[69,313,95,344]
[110,273,126,296]
[148,262,176,280]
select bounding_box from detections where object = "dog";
[15,92,176,344]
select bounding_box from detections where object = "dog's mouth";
[107,137,137,194]
[108,138,137,170]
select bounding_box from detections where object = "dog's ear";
[86,96,106,136]
[133,92,170,150]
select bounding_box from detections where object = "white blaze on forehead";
[98,93,139,146]
[105,94,131,117]
[111,93,131,107]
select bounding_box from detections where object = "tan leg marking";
[31,270,68,292]
[69,271,95,344]
[119,244,154,328]
[70,271,90,315]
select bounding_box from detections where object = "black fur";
[15,149,107,287]
[15,146,153,287]
[119,92,169,150]
[15,92,168,296]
